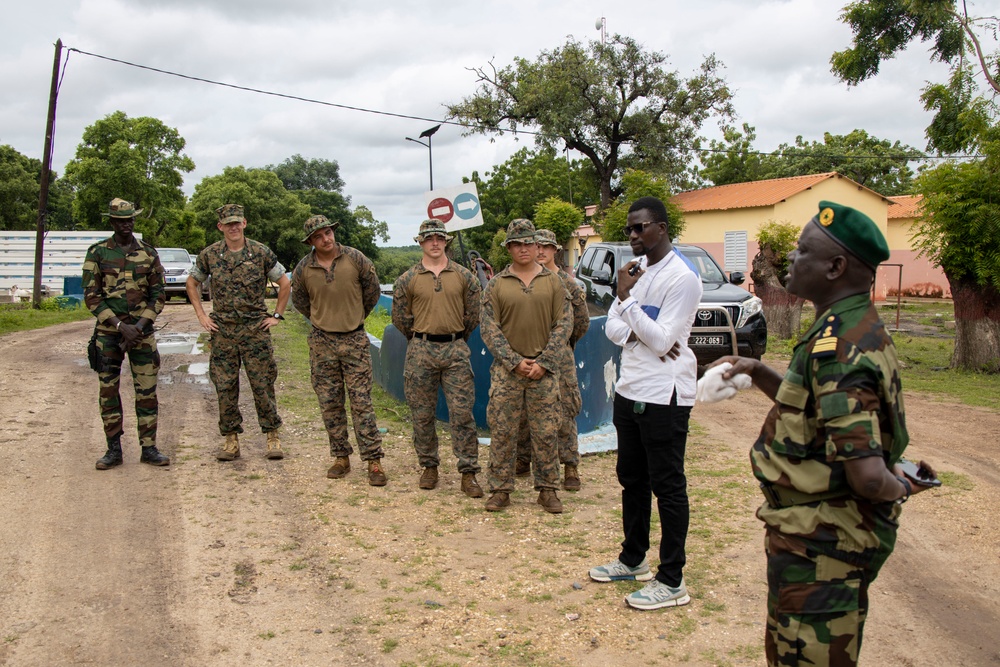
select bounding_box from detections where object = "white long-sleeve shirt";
[606,248,703,406]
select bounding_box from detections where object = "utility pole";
[32,39,62,308]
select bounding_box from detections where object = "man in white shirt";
[588,196,703,610]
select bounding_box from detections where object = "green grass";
[0,301,91,335]
[365,305,392,339]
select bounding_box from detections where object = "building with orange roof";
[669,173,948,298]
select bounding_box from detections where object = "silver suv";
[157,248,209,301]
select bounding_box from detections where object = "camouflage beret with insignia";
[811,200,890,270]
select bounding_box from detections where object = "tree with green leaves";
[752,221,804,339]
[698,125,924,194]
[599,169,683,242]
[533,197,583,248]
[831,0,1000,371]
[63,111,195,244]
[462,147,599,254]
[448,34,733,210]
[187,166,311,269]
[266,155,388,261]
[0,145,42,230]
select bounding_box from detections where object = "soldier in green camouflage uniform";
[715,201,937,666]
[291,215,387,486]
[481,219,571,514]
[187,204,290,461]
[82,198,170,469]
[514,229,589,490]
[392,220,484,497]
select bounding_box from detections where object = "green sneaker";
[588,558,654,582]
[625,579,690,610]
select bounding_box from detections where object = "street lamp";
[405,124,441,190]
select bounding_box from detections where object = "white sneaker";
[625,579,691,610]
[589,558,654,582]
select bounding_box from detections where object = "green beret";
[811,201,890,270]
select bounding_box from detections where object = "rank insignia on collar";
[812,336,839,358]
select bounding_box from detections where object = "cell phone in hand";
[628,262,641,276]
[898,459,942,487]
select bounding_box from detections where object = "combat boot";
[537,489,563,514]
[265,431,284,460]
[368,459,387,487]
[563,464,581,492]
[327,456,351,478]
[419,466,438,490]
[216,433,240,461]
[140,445,170,466]
[461,473,484,498]
[96,437,123,470]
[485,492,510,512]
[515,458,531,477]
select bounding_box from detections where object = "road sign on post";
[424,183,484,232]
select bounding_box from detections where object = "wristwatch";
[271,312,284,321]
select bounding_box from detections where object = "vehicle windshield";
[676,247,727,283]
[158,249,191,263]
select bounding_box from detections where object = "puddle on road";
[161,362,210,385]
[156,332,204,356]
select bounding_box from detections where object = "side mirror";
[592,269,612,286]
[729,271,745,286]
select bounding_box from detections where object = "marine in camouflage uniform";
[82,198,169,468]
[714,201,936,666]
[187,204,290,461]
[392,220,484,497]
[480,219,571,514]
[515,229,589,490]
[290,215,387,485]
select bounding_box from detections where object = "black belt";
[326,323,365,335]
[760,483,849,509]
[413,332,462,343]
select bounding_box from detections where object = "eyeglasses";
[624,221,662,236]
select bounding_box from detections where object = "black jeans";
[613,391,692,587]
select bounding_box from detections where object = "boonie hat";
[811,201,890,270]
[216,204,245,225]
[503,218,536,246]
[534,228,561,249]
[102,198,142,219]
[301,215,339,244]
[414,219,453,243]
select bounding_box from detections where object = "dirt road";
[0,304,997,666]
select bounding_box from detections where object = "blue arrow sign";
[453,192,481,220]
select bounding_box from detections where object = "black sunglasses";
[624,221,663,235]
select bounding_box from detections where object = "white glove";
[697,362,752,404]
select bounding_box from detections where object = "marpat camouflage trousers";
[96,330,159,446]
[486,362,560,492]
[403,337,480,473]
[309,328,383,460]
[516,363,581,467]
[209,322,282,436]
[764,528,873,667]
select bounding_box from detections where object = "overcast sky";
[3,0,995,244]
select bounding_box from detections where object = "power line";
[65,46,977,161]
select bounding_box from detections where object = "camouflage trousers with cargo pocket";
[403,337,480,473]
[309,327,383,460]
[209,321,282,436]
[516,363,582,468]
[96,330,160,446]
[486,363,560,493]
[764,528,875,667]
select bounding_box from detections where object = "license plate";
[167,276,183,283]
[690,335,725,346]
